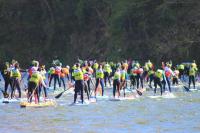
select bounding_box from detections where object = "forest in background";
[0,0,200,67]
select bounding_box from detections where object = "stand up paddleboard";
[20,100,56,108]
[69,100,90,106]
[109,96,136,101]
[1,98,27,104]
[148,92,176,99]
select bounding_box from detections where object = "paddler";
[95,64,104,97]
[113,67,121,98]
[1,62,12,98]
[38,65,48,99]
[73,63,84,104]
[154,69,164,95]
[10,62,22,99]
[188,62,198,89]
[120,65,127,97]
[27,61,47,103]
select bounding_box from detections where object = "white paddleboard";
[96,95,109,99]
[162,92,176,98]
[69,100,90,106]
[190,89,199,91]
[89,98,97,103]
[1,98,27,103]
[148,93,176,99]
[120,89,133,93]
[148,95,162,99]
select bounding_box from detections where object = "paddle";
[178,79,189,92]
[1,89,9,103]
[0,89,9,98]
[55,87,72,99]
[127,87,142,96]
[27,88,37,102]
[136,89,142,96]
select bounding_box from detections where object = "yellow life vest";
[96,69,104,79]
[11,69,21,78]
[114,71,121,80]
[191,63,197,68]
[189,67,197,76]
[93,63,99,70]
[49,67,55,74]
[74,69,83,80]
[155,69,163,79]
[144,64,149,71]
[178,64,184,70]
[30,72,41,85]
[148,70,155,76]
[147,62,152,69]
[121,70,126,80]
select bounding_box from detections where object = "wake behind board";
[69,100,90,106]
[148,95,162,99]
[190,88,199,92]
[96,95,109,100]
[120,88,133,93]
[109,96,136,101]
[1,98,27,104]
[148,92,176,99]
[89,98,97,103]
[20,100,56,108]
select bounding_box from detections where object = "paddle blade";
[1,89,4,94]
[55,91,64,99]
[136,90,142,96]
[2,101,9,104]
[183,86,190,92]
[1,89,9,98]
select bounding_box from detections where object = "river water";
[1,76,200,133]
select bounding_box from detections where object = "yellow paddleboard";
[20,100,56,108]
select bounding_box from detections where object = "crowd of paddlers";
[0,59,198,104]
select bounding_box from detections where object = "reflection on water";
[1,80,200,133]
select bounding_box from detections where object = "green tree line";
[0,0,199,67]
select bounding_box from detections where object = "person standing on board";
[73,63,84,104]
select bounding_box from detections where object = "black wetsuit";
[136,73,143,89]
[74,80,84,103]
[11,78,21,98]
[27,81,38,103]
[1,66,13,96]
[113,79,120,97]
[154,77,163,95]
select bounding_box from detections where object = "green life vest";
[30,72,40,85]
[49,68,55,74]
[189,67,196,76]
[155,69,163,79]
[147,62,152,69]
[74,69,83,80]
[144,65,149,71]
[178,64,184,70]
[148,70,154,76]
[104,64,111,73]
[96,69,104,79]
[114,71,121,80]
[121,70,126,80]
[11,69,21,78]
[93,63,99,70]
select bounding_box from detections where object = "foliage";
[0,0,200,67]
